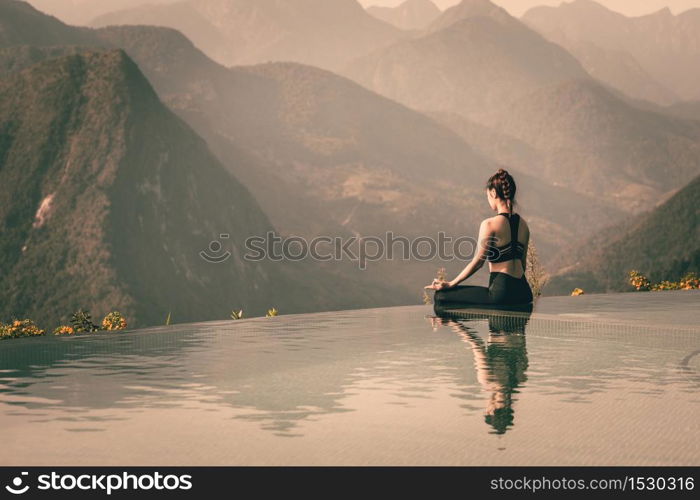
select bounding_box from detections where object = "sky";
[358,0,700,17]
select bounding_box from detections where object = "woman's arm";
[446,219,492,288]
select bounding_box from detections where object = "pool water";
[1,291,698,465]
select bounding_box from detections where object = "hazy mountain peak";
[524,0,622,21]
[366,0,440,30]
[647,6,673,18]
[93,24,227,94]
[0,0,95,46]
[443,0,508,17]
[568,0,610,11]
[376,0,440,11]
[14,47,151,100]
[428,0,513,32]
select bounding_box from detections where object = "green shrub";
[71,309,98,333]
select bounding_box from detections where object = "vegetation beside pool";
[1,307,282,340]
[628,271,699,291]
[0,310,127,340]
[0,319,45,339]
[572,271,699,296]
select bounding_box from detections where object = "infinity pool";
[1,291,698,465]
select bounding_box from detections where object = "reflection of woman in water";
[425,169,533,307]
[431,311,531,434]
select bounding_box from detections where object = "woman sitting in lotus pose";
[426,169,533,307]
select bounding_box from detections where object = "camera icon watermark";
[5,472,29,495]
[199,234,232,263]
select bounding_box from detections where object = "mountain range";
[523,0,700,102]
[90,0,405,71]
[345,0,700,211]
[345,0,588,119]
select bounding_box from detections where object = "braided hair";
[486,168,516,214]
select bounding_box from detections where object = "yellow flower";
[54,325,75,336]
[101,312,127,331]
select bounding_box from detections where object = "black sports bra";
[487,213,525,263]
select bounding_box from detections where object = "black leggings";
[434,272,533,307]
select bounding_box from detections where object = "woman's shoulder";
[483,213,529,231]
[481,215,499,227]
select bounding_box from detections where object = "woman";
[425,169,533,307]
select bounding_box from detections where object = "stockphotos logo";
[3,471,193,496]
[5,472,29,495]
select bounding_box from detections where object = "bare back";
[486,213,530,278]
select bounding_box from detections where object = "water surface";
[1,291,698,465]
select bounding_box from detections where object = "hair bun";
[486,168,517,206]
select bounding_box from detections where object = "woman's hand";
[425,279,452,291]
